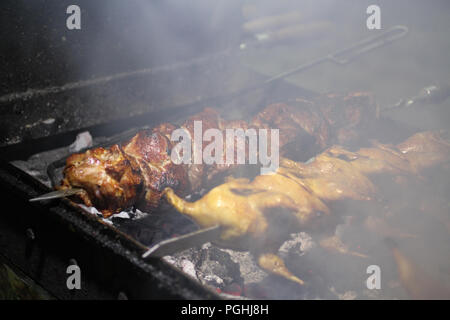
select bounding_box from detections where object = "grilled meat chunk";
[253,92,377,159]
[61,145,142,217]
[121,129,188,213]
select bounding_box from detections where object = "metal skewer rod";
[213,25,408,104]
[264,25,409,84]
[142,225,222,258]
[29,188,84,202]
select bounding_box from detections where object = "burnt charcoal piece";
[196,245,244,290]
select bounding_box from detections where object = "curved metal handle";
[329,25,409,65]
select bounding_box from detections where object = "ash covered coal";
[163,242,264,298]
[161,231,376,299]
[164,244,245,291]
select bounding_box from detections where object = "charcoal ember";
[222,283,242,296]
[164,256,198,280]
[163,232,328,299]
[195,244,244,289]
[279,232,315,259]
[220,248,267,284]
[163,243,244,291]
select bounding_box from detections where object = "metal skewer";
[384,83,450,111]
[263,25,409,84]
[29,188,84,202]
[142,225,223,258]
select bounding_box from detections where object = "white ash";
[180,258,198,280]
[69,131,93,152]
[112,211,131,219]
[163,255,198,281]
[78,204,102,216]
[101,219,114,225]
[159,233,318,294]
[77,204,112,225]
[278,232,316,259]
[164,251,248,299]
[201,243,267,285]
[203,274,224,286]
[162,255,177,265]
[109,207,149,221]
[163,244,244,291]
[42,118,55,125]
[77,204,148,224]
[130,208,148,220]
[201,242,212,250]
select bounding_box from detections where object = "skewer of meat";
[59,92,377,217]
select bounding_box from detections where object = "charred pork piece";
[253,92,378,160]
[60,93,377,217]
[163,131,450,284]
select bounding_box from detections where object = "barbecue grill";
[2,0,450,301]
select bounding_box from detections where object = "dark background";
[0,0,243,95]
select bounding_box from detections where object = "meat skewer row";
[60,92,377,217]
[163,131,450,285]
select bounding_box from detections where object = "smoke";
[72,0,450,299]
[5,0,450,299]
